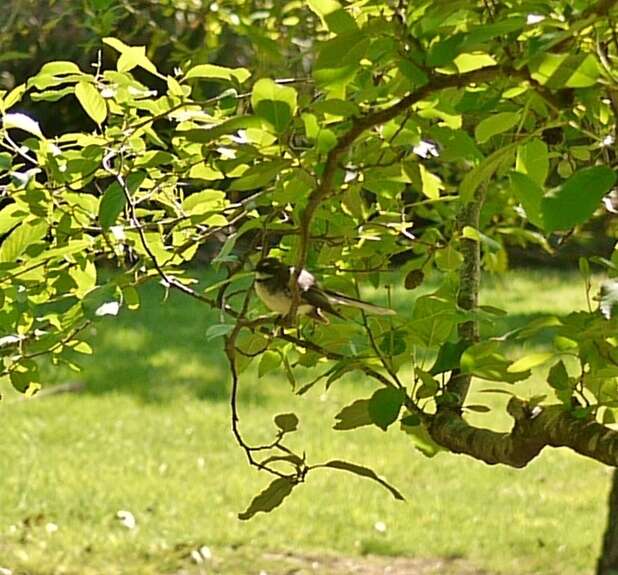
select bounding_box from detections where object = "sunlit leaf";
[75,81,107,124]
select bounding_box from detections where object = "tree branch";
[290,66,503,314]
[430,398,618,468]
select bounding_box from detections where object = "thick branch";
[446,187,486,403]
[430,399,618,468]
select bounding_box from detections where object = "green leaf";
[31,86,75,102]
[509,172,544,228]
[103,37,162,77]
[251,78,297,133]
[98,182,126,230]
[541,167,617,232]
[401,422,444,457]
[368,388,405,431]
[75,81,106,124]
[122,285,140,310]
[435,245,463,271]
[507,352,554,373]
[416,369,439,399]
[238,477,296,520]
[323,460,404,500]
[408,294,456,347]
[0,219,48,262]
[419,165,443,200]
[3,112,44,138]
[229,160,290,191]
[205,324,234,340]
[474,112,520,144]
[2,84,27,110]
[38,61,82,76]
[516,138,548,186]
[333,398,372,430]
[529,53,600,88]
[182,190,226,214]
[10,359,41,394]
[0,152,10,171]
[547,360,570,390]
[307,0,357,33]
[460,143,516,203]
[185,64,250,83]
[312,99,359,117]
[430,341,468,375]
[0,203,27,234]
[179,115,265,143]
[460,341,530,383]
[274,412,299,432]
[454,53,496,73]
[259,350,282,377]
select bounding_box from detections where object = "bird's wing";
[323,289,396,315]
[302,286,345,319]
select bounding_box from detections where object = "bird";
[254,257,395,323]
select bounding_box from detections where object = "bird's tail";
[323,290,396,316]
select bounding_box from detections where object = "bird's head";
[255,257,289,280]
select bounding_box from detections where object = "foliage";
[1,0,618,516]
[0,271,610,575]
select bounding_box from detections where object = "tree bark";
[598,471,618,575]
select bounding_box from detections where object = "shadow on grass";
[44,267,571,404]
[46,275,268,405]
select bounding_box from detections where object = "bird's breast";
[255,281,313,315]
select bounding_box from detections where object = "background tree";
[1,0,618,566]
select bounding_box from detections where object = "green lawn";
[0,269,611,575]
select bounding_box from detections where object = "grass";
[0,268,612,575]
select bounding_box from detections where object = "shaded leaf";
[404,269,424,290]
[259,350,282,377]
[516,138,548,186]
[274,412,299,432]
[333,398,372,430]
[547,360,570,391]
[509,172,544,228]
[251,78,297,133]
[238,477,296,520]
[401,422,444,457]
[99,182,126,230]
[541,167,616,232]
[474,112,520,144]
[206,324,234,340]
[323,460,404,500]
[368,388,405,431]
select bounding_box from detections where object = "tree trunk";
[598,470,618,575]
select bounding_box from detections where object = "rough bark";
[446,188,484,403]
[599,470,618,575]
[430,399,618,468]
